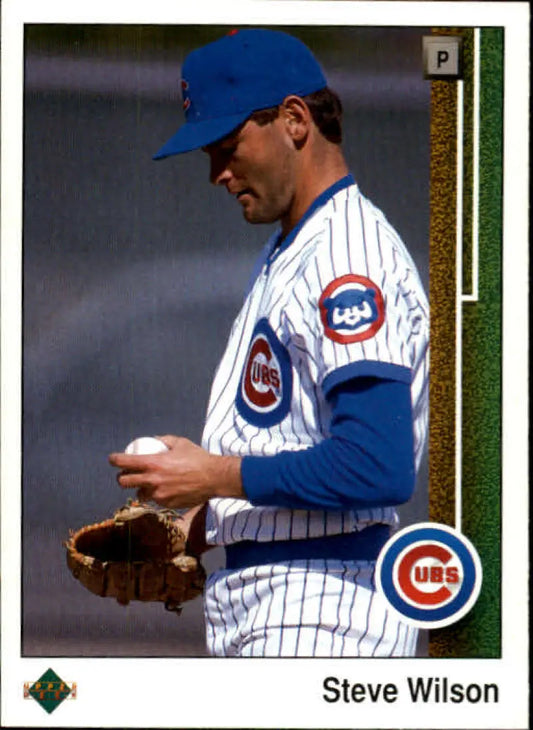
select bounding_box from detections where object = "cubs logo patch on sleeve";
[236,318,293,427]
[319,274,385,344]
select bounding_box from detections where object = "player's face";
[203,116,297,226]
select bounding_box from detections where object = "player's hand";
[108,435,244,508]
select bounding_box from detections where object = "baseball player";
[109,28,429,657]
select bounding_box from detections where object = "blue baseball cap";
[153,28,327,160]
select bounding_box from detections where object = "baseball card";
[1,1,529,728]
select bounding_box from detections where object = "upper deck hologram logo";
[24,667,77,714]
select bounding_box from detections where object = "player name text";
[322,676,499,704]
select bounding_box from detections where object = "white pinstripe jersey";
[202,178,429,547]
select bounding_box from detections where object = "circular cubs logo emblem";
[319,274,385,344]
[375,523,483,628]
[236,318,292,427]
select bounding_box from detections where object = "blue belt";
[225,524,390,571]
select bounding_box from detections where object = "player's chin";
[240,203,277,225]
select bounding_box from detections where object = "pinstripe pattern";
[204,560,419,657]
[201,180,428,658]
[202,182,429,546]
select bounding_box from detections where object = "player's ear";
[280,95,312,147]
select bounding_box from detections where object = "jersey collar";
[267,173,355,265]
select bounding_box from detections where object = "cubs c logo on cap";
[319,274,385,344]
[375,523,483,629]
[236,318,292,427]
[181,79,191,111]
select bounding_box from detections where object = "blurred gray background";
[22,24,430,657]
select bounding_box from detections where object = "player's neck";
[280,146,349,237]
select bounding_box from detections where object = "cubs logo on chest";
[236,318,292,427]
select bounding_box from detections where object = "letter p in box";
[423,36,463,79]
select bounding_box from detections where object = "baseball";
[124,436,169,455]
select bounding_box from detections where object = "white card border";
[1,2,529,728]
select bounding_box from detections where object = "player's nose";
[205,150,231,187]
[210,163,232,187]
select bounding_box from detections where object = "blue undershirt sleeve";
[241,376,416,511]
